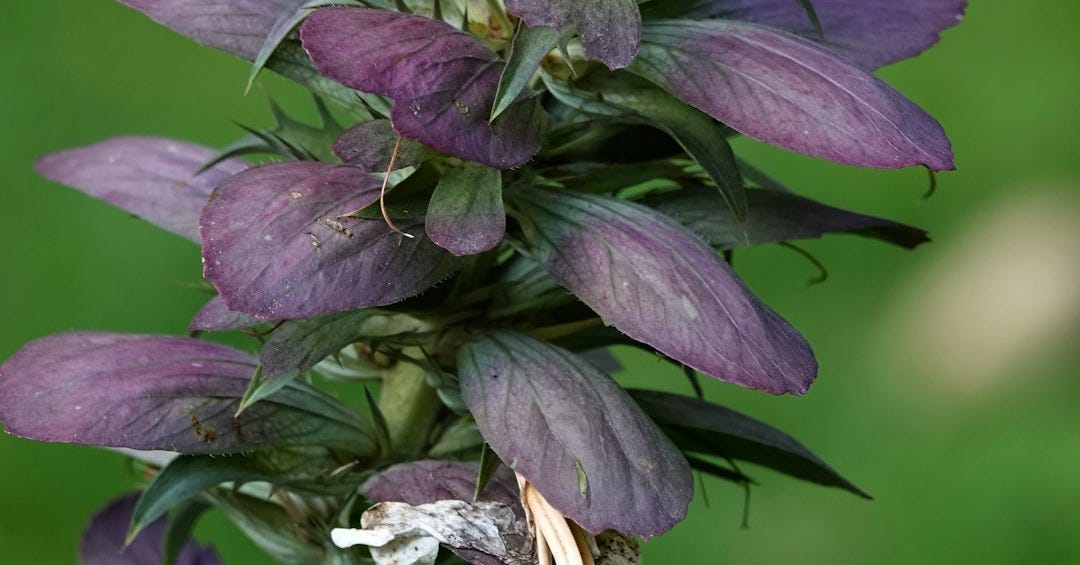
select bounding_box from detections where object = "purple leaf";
[362,460,520,509]
[514,188,817,395]
[200,161,458,319]
[458,331,692,537]
[676,0,968,69]
[426,162,506,256]
[35,137,248,242]
[650,187,930,250]
[81,493,221,565]
[189,296,265,332]
[631,20,954,171]
[630,389,870,497]
[118,0,307,60]
[0,332,372,453]
[332,119,425,171]
[504,0,642,69]
[300,7,544,169]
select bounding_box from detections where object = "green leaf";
[543,71,747,219]
[796,0,827,40]
[737,158,794,192]
[491,23,560,121]
[206,491,329,564]
[559,160,688,195]
[244,308,427,412]
[247,1,336,94]
[629,389,871,498]
[202,95,344,171]
[237,364,267,416]
[428,418,484,458]
[265,96,344,162]
[647,186,930,250]
[364,387,393,458]
[130,448,358,540]
[473,443,503,502]
[683,454,756,486]
[426,162,506,256]
[162,499,211,565]
[536,121,682,165]
[265,42,390,120]
[420,350,469,415]
[265,378,376,453]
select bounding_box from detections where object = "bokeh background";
[2,2,1079,563]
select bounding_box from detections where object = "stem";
[377,347,441,457]
[379,135,414,239]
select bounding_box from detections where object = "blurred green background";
[2,2,1079,563]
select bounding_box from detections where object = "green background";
[2,2,1079,563]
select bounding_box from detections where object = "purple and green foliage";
[631,19,954,170]
[199,161,458,319]
[513,188,817,394]
[0,333,373,454]
[5,0,965,563]
[459,331,693,537]
[301,7,545,169]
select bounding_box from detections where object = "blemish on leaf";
[575,458,588,497]
[232,417,246,441]
[189,415,217,445]
[321,218,355,239]
[305,231,322,254]
[681,295,699,320]
[289,191,304,199]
